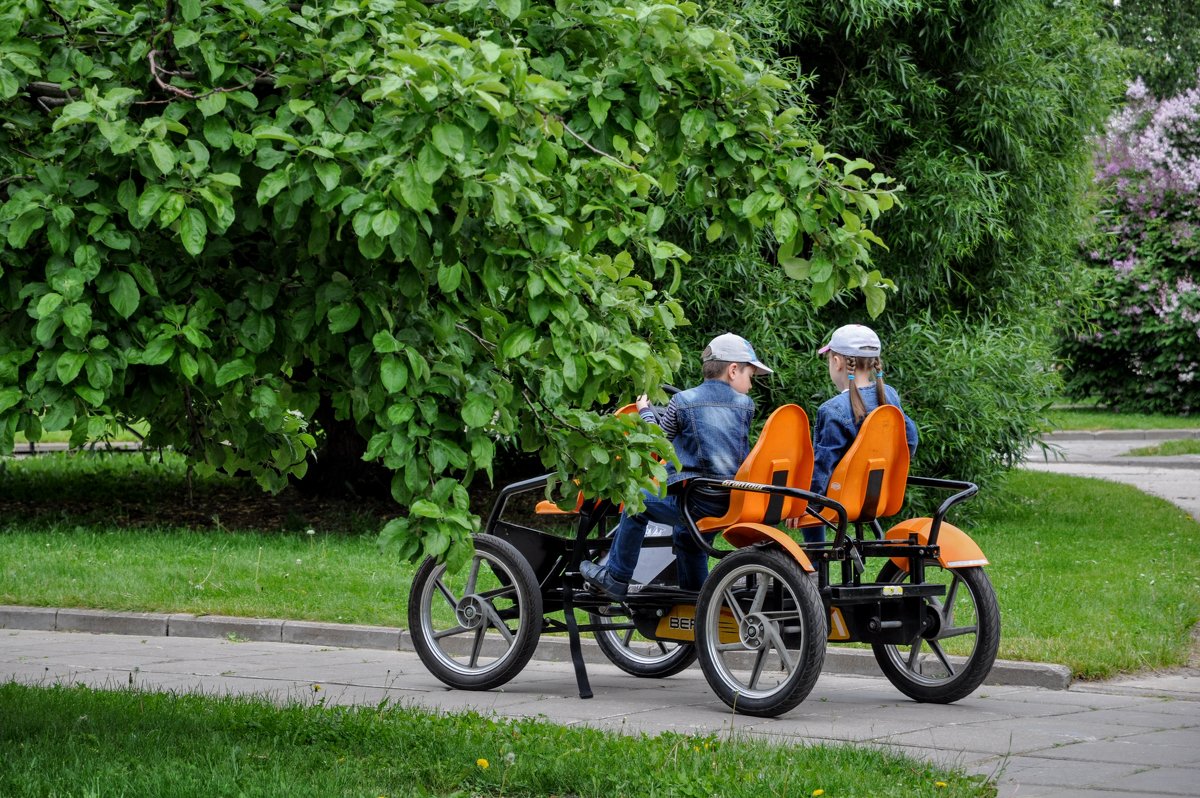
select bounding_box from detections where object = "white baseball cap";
[818,324,881,358]
[702,333,773,375]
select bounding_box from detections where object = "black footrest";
[829,583,944,604]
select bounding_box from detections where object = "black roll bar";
[678,477,849,558]
[904,475,978,546]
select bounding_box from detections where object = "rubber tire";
[591,613,697,678]
[871,561,1000,704]
[407,534,543,691]
[695,547,827,717]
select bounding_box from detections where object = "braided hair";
[842,354,888,425]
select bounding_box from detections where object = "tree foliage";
[668,0,1126,490]
[1105,0,1200,98]
[0,0,897,564]
[1060,78,1200,413]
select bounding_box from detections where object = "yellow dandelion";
[477,758,490,769]
[935,781,948,788]
[812,790,825,797]
[312,684,322,692]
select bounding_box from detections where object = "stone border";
[0,604,1071,690]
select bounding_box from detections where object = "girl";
[800,324,918,544]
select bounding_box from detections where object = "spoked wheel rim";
[592,613,697,677]
[872,560,999,700]
[698,554,822,705]
[415,542,537,679]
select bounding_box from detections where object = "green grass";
[0,683,991,797]
[2,454,1198,679]
[1123,439,1200,456]
[1046,406,1200,431]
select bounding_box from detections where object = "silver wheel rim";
[879,562,981,687]
[701,561,810,701]
[596,617,689,666]
[417,549,527,677]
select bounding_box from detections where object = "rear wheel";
[871,560,1000,703]
[407,534,542,691]
[695,547,826,717]
[592,612,697,678]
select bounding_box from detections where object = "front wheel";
[695,547,826,717]
[407,534,543,691]
[871,561,1000,703]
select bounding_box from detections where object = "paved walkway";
[2,628,1197,798]
[2,429,1199,797]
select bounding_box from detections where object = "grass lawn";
[2,452,1198,679]
[1123,439,1200,456]
[1046,406,1200,431]
[0,683,990,798]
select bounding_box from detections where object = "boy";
[581,333,772,598]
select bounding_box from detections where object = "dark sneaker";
[580,561,628,599]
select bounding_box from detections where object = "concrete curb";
[1,604,1072,690]
[1042,429,1200,442]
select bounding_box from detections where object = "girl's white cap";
[818,324,881,358]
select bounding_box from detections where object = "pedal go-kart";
[407,401,1000,717]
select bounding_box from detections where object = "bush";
[1061,77,1200,414]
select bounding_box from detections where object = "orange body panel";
[723,522,814,572]
[884,518,989,569]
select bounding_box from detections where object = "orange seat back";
[697,404,813,532]
[823,404,910,523]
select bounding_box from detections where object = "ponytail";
[844,355,889,426]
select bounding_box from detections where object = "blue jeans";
[604,488,729,591]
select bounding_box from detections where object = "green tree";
[1106,0,1200,98]
[0,0,897,564]
[668,0,1126,488]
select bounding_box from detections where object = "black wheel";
[872,561,1000,703]
[407,534,543,691]
[695,547,826,717]
[591,612,697,678]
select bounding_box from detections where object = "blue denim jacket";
[810,385,918,495]
[643,380,754,486]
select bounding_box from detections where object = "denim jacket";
[810,385,918,495]
[640,380,754,486]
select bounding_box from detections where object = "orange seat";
[798,404,910,531]
[690,404,817,570]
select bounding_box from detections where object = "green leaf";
[256,169,291,205]
[0,388,22,414]
[431,123,464,157]
[140,337,176,365]
[327,302,360,334]
[495,0,522,21]
[196,92,227,117]
[55,352,87,384]
[179,208,207,256]
[37,292,64,317]
[314,161,341,192]
[500,325,536,358]
[381,355,409,393]
[148,141,176,174]
[109,272,140,318]
[461,393,493,428]
[7,209,45,248]
[215,358,255,386]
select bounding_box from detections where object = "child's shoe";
[579,561,628,599]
